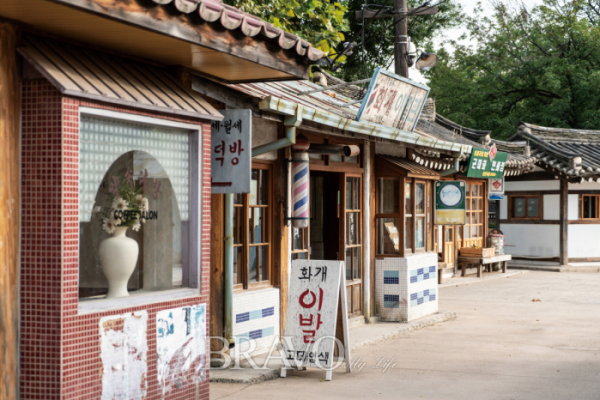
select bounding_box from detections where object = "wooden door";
[340,173,363,317]
[442,226,455,266]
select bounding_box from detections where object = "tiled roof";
[152,0,323,61]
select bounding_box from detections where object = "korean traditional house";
[0,0,321,398]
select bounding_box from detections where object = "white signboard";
[211,109,252,194]
[356,67,430,132]
[488,177,505,200]
[282,260,351,380]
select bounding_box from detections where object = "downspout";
[223,105,303,347]
[440,153,462,177]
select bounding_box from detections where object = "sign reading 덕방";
[355,67,430,132]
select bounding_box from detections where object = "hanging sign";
[211,109,251,194]
[435,181,466,225]
[488,177,504,200]
[281,260,351,381]
[465,146,508,179]
[355,67,430,132]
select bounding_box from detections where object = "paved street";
[211,272,600,400]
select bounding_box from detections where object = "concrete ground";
[210,272,600,400]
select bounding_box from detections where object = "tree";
[425,0,600,139]
[224,0,350,56]
[338,0,463,82]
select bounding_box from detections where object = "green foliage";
[338,0,463,82]
[425,0,600,139]
[224,0,350,55]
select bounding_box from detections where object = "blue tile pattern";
[384,294,400,308]
[236,326,275,341]
[410,288,437,308]
[383,270,400,284]
[236,306,275,324]
[410,266,436,283]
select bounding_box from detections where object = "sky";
[406,0,542,84]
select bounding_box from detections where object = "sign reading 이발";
[466,145,508,179]
[355,67,430,132]
[211,109,251,194]
[435,181,466,225]
[282,260,351,380]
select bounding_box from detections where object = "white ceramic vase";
[99,226,139,298]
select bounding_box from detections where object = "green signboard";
[465,148,508,179]
[435,181,466,225]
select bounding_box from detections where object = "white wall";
[568,194,579,220]
[543,194,559,220]
[252,118,278,160]
[568,181,600,190]
[569,225,600,258]
[501,224,560,257]
[505,180,559,191]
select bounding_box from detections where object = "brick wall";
[21,79,212,400]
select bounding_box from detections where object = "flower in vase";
[112,197,129,212]
[102,218,117,234]
[132,219,141,232]
[140,197,149,212]
[109,212,122,226]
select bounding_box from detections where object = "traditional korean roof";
[151,0,323,62]
[507,122,600,182]
[225,79,471,154]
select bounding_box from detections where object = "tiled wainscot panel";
[232,288,280,356]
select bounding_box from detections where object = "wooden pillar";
[495,200,501,231]
[0,21,21,400]
[560,178,569,266]
[369,141,376,318]
[209,194,224,355]
[277,144,290,337]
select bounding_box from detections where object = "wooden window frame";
[579,194,600,220]
[509,194,542,220]
[291,226,310,260]
[343,174,363,281]
[374,177,401,257]
[233,163,274,292]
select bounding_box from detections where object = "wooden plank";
[560,178,569,265]
[278,146,290,337]
[369,141,376,317]
[0,22,20,400]
[210,194,225,355]
[499,219,559,225]
[354,7,438,18]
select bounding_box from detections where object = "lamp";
[415,49,439,71]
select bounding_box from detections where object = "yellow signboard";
[435,209,466,225]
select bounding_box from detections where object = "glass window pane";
[297,252,307,260]
[353,247,360,279]
[378,178,399,214]
[477,225,482,238]
[464,226,471,239]
[330,154,342,163]
[377,218,400,255]
[249,246,258,282]
[349,212,357,245]
[253,208,263,243]
[514,198,525,217]
[346,248,352,280]
[405,217,413,250]
[416,217,425,248]
[527,198,539,217]
[353,178,360,209]
[250,170,259,205]
[234,194,243,205]
[234,246,243,284]
[405,183,412,215]
[465,183,471,196]
[308,153,322,160]
[261,246,269,282]
[415,183,425,214]
[346,177,352,209]
[456,226,462,241]
[445,227,452,242]
[471,198,478,211]
[293,227,302,250]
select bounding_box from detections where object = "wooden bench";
[437,262,455,284]
[457,254,512,278]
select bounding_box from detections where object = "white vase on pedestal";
[99,226,139,298]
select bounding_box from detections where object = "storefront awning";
[18,35,223,120]
[377,155,441,179]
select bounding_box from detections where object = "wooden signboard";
[281,260,351,381]
[211,109,252,194]
[356,67,430,132]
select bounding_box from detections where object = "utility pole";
[393,0,409,78]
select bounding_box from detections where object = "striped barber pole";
[291,152,309,228]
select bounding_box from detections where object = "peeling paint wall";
[100,311,149,400]
[156,304,207,396]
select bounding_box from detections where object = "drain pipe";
[223,106,303,348]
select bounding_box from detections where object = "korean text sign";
[355,67,430,132]
[435,181,466,225]
[211,109,251,194]
[465,148,508,179]
[488,177,504,200]
[283,260,344,370]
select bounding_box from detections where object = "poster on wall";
[211,109,252,194]
[488,177,504,200]
[282,260,351,381]
[435,181,466,225]
[465,145,508,179]
[156,304,207,395]
[355,67,430,132]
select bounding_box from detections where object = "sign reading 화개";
[355,67,430,132]
[465,145,508,179]
[435,181,466,225]
[282,260,351,381]
[488,177,504,200]
[211,109,251,194]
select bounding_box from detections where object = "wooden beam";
[560,178,569,266]
[354,7,438,18]
[0,21,20,400]
[210,194,225,356]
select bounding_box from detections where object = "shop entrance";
[310,171,363,317]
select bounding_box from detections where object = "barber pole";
[292,152,309,228]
